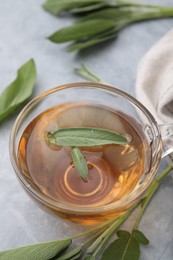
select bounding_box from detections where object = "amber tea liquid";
[18,103,150,222]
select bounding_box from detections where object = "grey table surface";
[0,0,173,259]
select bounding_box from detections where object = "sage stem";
[133,166,172,230]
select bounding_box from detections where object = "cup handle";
[159,124,173,159]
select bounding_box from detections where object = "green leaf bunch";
[43,0,173,51]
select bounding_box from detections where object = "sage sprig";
[0,59,36,122]
[75,64,107,84]
[101,166,172,260]
[101,230,148,260]
[48,127,127,179]
[43,0,173,51]
[1,166,172,260]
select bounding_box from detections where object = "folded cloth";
[136,29,173,164]
[136,29,173,124]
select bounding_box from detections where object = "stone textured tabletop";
[0,0,173,259]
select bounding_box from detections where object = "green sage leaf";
[132,230,149,245]
[67,31,117,52]
[71,147,88,180]
[57,245,82,260]
[70,3,107,13]
[48,127,127,147]
[43,0,173,52]
[117,230,131,239]
[0,239,72,260]
[0,59,36,122]
[66,18,127,52]
[43,0,113,15]
[80,7,132,22]
[84,256,96,260]
[101,230,140,260]
[48,19,115,43]
[68,252,82,260]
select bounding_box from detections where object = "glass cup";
[9,82,172,224]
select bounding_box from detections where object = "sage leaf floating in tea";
[71,147,88,180]
[0,59,36,122]
[48,127,127,147]
[0,238,72,260]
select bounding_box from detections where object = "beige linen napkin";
[136,29,173,124]
[136,29,173,164]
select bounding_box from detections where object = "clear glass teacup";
[10,82,172,224]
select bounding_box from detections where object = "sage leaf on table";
[48,127,127,147]
[132,229,149,245]
[48,19,115,43]
[0,239,72,260]
[71,147,88,180]
[42,0,120,16]
[101,229,149,260]
[0,59,36,122]
[67,29,118,52]
[43,0,173,51]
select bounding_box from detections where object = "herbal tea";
[18,103,150,210]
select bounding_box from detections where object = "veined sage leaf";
[101,230,140,260]
[132,230,149,245]
[0,239,72,260]
[48,19,115,43]
[48,127,127,147]
[71,147,88,180]
[0,59,36,122]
